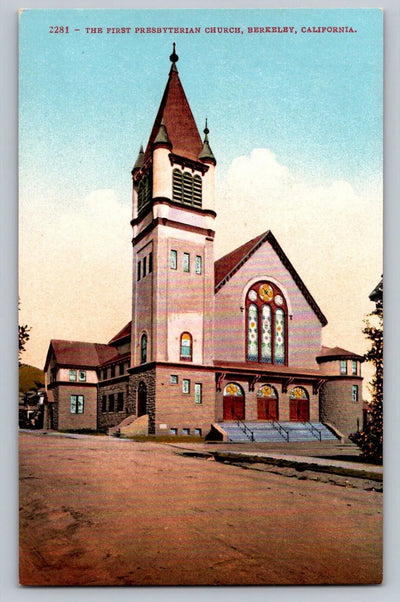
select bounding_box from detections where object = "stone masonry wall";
[319,378,363,440]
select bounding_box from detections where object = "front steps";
[215,421,339,443]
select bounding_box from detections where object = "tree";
[18,301,31,366]
[350,280,383,462]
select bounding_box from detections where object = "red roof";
[44,340,117,371]
[108,321,132,345]
[214,230,327,326]
[145,65,203,163]
[316,346,364,362]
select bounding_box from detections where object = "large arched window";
[140,333,148,364]
[180,332,193,361]
[246,282,288,365]
[172,169,202,207]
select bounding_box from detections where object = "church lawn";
[19,431,382,586]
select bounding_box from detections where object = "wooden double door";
[223,395,245,421]
[257,397,279,421]
[289,398,310,422]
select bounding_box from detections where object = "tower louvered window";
[172,168,202,207]
[138,172,152,213]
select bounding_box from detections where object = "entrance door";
[289,387,309,422]
[138,381,147,416]
[257,397,279,420]
[222,383,245,421]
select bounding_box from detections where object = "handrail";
[265,412,290,442]
[233,414,255,442]
[303,421,322,441]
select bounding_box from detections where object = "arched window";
[137,172,152,213]
[180,332,192,361]
[140,333,147,364]
[172,168,202,207]
[246,282,288,365]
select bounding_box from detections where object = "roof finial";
[204,118,209,139]
[170,42,179,65]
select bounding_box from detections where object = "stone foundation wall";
[129,367,156,434]
[97,378,130,432]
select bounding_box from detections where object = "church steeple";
[144,43,204,163]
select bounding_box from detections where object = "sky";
[19,8,383,391]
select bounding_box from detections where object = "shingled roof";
[214,230,328,326]
[108,321,132,346]
[44,340,117,371]
[144,59,203,163]
[316,346,364,363]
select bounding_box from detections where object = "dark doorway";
[138,381,147,417]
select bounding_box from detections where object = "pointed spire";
[199,119,216,164]
[169,42,179,73]
[132,145,144,173]
[153,118,172,148]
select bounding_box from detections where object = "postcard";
[18,8,383,586]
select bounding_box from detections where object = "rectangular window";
[108,394,115,412]
[194,383,202,404]
[111,365,115,378]
[182,428,190,436]
[352,360,358,375]
[170,375,178,385]
[143,256,147,277]
[69,369,77,381]
[183,252,190,272]
[102,395,107,412]
[78,370,86,382]
[117,392,124,412]
[170,428,178,435]
[70,395,84,414]
[51,367,57,383]
[352,385,359,402]
[148,252,153,273]
[170,249,177,270]
[119,363,125,376]
[182,379,190,394]
[194,428,202,437]
[195,255,202,275]
[340,360,347,375]
[137,260,141,281]
[102,368,107,380]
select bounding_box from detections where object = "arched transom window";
[180,332,193,361]
[172,169,202,207]
[246,282,288,365]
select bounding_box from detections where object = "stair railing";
[303,421,322,441]
[233,414,255,442]
[265,412,290,442]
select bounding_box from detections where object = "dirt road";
[19,432,382,586]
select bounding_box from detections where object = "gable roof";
[144,63,203,163]
[108,321,132,346]
[316,346,364,363]
[214,230,328,326]
[44,340,117,372]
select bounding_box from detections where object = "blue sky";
[20,8,382,205]
[18,9,383,369]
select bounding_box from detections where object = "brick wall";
[56,384,97,431]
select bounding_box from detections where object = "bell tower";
[130,44,217,411]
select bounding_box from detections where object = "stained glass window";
[247,303,258,361]
[223,383,243,396]
[180,332,192,361]
[257,385,277,398]
[261,305,272,363]
[246,282,287,365]
[289,387,308,400]
[275,308,285,364]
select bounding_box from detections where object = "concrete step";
[216,421,339,443]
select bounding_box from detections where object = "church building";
[43,46,364,443]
